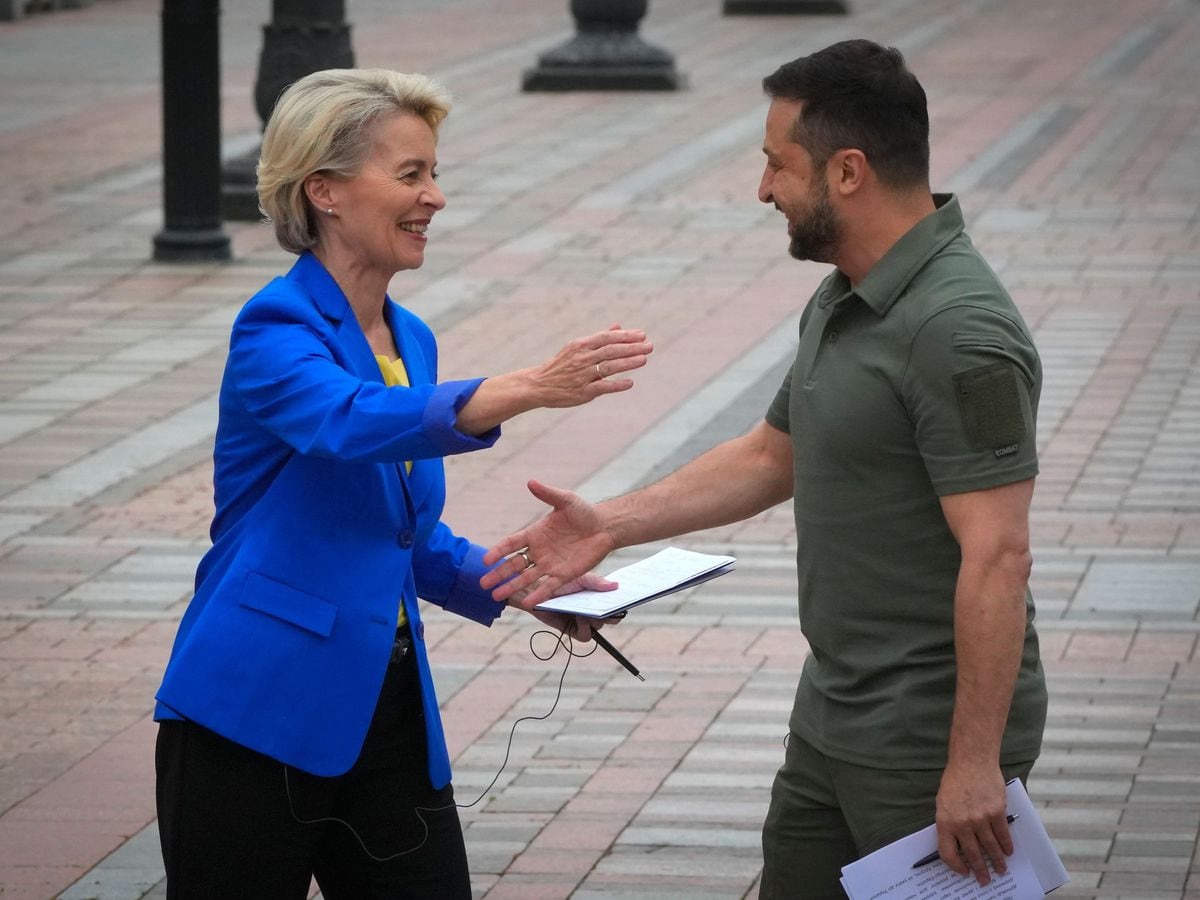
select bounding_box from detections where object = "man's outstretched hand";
[482,480,617,608]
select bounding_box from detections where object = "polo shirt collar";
[820,193,964,316]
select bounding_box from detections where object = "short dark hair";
[762,39,929,190]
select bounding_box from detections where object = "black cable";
[284,628,598,861]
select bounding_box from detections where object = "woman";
[153,68,651,899]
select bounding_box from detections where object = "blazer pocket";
[239,570,338,637]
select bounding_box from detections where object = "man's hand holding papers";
[839,780,1068,900]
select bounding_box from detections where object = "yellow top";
[376,353,413,627]
[375,354,414,476]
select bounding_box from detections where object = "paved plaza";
[1,0,1198,897]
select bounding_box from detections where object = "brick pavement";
[1,0,1198,897]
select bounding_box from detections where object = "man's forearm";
[481,421,793,606]
[946,553,1030,767]
[598,422,794,551]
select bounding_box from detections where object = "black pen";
[911,815,1019,868]
[591,630,645,681]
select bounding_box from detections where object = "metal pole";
[153,0,231,262]
[724,0,849,14]
[522,0,682,92]
[222,0,354,221]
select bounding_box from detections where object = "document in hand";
[534,547,735,619]
[839,779,1068,899]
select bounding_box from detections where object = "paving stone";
[592,846,763,880]
[617,826,761,849]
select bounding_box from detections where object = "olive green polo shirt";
[766,194,1046,770]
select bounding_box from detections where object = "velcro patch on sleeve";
[953,363,1027,453]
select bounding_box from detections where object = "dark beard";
[787,184,839,263]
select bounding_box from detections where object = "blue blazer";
[155,251,504,786]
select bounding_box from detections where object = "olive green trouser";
[759,731,1035,900]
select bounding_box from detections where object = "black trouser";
[156,629,471,900]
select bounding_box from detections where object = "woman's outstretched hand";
[454,325,652,435]
[529,324,653,407]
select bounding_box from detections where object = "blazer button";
[397,529,415,548]
[416,622,424,641]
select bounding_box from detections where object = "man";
[483,39,1046,898]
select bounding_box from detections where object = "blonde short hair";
[257,68,452,254]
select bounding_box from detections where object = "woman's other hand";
[507,571,617,642]
[454,324,652,435]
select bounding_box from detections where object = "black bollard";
[724,0,849,13]
[222,0,354,221]
[153,0,231,262]
[522,0,682,91]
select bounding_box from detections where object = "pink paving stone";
[444,671,542,761]
[0,710,154,883]
[1012,103,1117,195]
[666,672,749,697]
[506,846,601,877]
[627,714,714,743]
[583,764,673,794]
[623,626,703,659]
[746,630,809,664]
[6,793,150,824]
[437,621,525,655]
[0,819,127,870]
[563,793,645,817]
[1047,658,1178,677]
[483,877,583,899]
[92,641,172,669]
[1064,631,1135,660]
[462,252,549,280]
[586,871,760,892]
[1128,632,1198,661]
[1031,521,1072,544]
[608,740,693,762]
[531,817,625,851]
[1175,525,1200,548]
[680,626,762,660]
[1065,522,1126,547]
[1120,524,1183,549]
[1037,631,1072,662]
[0,658,84,683]
[0,867,90,900]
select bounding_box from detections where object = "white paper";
[840,780,1068,900]
[1004,779,1070,892]
[534,547,735,618]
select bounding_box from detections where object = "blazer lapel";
[287,251,382,385]
[382,300,429,387]
[288,253,410,511]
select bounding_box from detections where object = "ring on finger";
[517,549,534,569]
[595,362,604,380]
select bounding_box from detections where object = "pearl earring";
[325,208,334,216]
